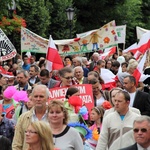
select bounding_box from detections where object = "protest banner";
[116,25,126,44]
[55,20,118,55]
[0,28,17,61]
[49,84,94,112]
[21,20,118,56]
[21,27,48,54]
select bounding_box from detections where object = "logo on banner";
[0,28,16,61]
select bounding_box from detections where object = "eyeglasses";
[63,76,73,80]
[133,128,149,133]
[25,130,38,134]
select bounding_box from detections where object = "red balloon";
[68,96,82,107]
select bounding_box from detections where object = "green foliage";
[0,0,149,53]
[17,0,51,38]
[48,0,75,39]
[141,0,150,29]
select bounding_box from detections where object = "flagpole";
[123,43,125,50]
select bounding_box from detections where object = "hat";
[68,122,92,139]
[3,86,17,99]
[12,90,29,102]
[117,72,130,85]
[117,56,125,64]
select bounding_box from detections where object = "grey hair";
[82,57,88,62]
[73,57,83,66]
[93,52,99,57]
[17,70,29,78]
[73,66,84,74]
[134,115,150,126]
[32,85,50,98]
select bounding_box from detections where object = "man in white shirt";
[123,75,150,116]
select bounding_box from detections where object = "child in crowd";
[86,106,105,150]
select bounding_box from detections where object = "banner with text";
[49,84,94,112]
[21,27,48,53]
[0,28,17,61]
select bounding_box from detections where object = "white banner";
[136,26,150,40]
[116,25,126,44]
[0,28,17,61]
[21,27,48,53]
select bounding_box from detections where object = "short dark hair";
[64,56,72,62]
[58,67,73,77]
[65,87,79,99]
[23,55,28,59]
[40,69,49,78]
[124,75,136,85]
[121,62,128,67]
[88,71,99,78]
[112,60,120,68]
[116,90,130,102]
[88,78,99,85]
[30,65,39,72]
[97,60,105,65]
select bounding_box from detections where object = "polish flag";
[137,31,150,54]
[132,52,147,85]
[25,51,32,63]
[123,43,138,54]
[134,50,142,60]
[100,46,116,60]
[101,68,116,90]
[46,36,64,72]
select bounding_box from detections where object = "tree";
[141,0,150,29]
[17,0,51,38]
[48,0,75,39]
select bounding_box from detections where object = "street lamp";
[8,0,16,19]
[8,0,16,54]
[66,7,74,39]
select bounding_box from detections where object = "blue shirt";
[0,117,14,142]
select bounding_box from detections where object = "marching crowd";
[0,50,150,150]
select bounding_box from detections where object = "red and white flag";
[100,46,116,60]
[123,43,137,54]
[101,68,116,90]
[137,31,150,54]
[132,52,147,85]
[134,50,142,60]
[25,51,32,63]
[46,36,64,72]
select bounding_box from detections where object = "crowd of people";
[0,49,150,150]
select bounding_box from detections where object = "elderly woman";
[25,121,54,150]
[127,58,144,91]
[48,100,83,150]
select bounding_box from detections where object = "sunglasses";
[133,128,149,133]
[63,76,73,80]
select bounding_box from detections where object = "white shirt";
[137,143,150,150]
[96,96,105,106]
[32,109,48,122]
[129,92,136,107]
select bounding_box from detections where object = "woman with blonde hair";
[48,100,83,150]
[25,121,54,150]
